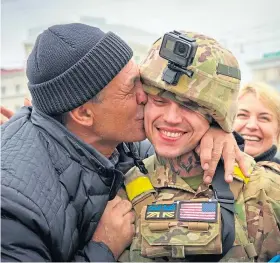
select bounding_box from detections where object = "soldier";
[120,31,280,262]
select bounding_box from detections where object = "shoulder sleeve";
[243,165,280,260]
[245,164,280,206]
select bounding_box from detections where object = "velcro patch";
[145,203,176,220]
[216,63,241,80]
[178,201,217,222]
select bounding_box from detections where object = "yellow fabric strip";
[233,165,251,184]
[125,176,154,201]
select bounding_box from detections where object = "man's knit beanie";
[27,23,133,115]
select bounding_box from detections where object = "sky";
[1,0,280,79]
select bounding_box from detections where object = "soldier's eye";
[153,98,165,104]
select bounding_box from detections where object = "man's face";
[234,92,279,157]
[90,60,147,144]
[144,94,210,158]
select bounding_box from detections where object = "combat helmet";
[140,31,241,132]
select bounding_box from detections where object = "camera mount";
[162,62,194,85]
[159,31,197,85]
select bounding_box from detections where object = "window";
[15,84,21,93]
[1,86,6,95]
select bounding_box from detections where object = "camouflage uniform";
[122,155,280,262]
[120,32,280,262]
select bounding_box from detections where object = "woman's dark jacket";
[254,145,280,164]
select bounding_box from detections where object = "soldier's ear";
[69,101,95,127]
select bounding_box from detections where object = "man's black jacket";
[1,106,151,262]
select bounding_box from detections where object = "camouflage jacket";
[119,155,280,262]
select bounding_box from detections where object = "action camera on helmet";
[159,31,198,85]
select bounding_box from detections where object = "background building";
[247,51,280,91]
[218,21,280,88]
[1,68,29,116]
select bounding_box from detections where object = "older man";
[1,23,246,262]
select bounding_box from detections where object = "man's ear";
[68,102,95,127]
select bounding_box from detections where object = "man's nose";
[136,82,148,105]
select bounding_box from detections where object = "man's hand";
[197,127,248,184]
[92,196,135,260]
[0,106,14,124]
[0,98,32,124]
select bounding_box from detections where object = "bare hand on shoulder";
[0,98,32,124]
[197,127,249,184]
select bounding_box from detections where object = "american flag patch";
[178,201,217,222]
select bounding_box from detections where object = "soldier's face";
[234,92,279,157]
[144,94,210,158]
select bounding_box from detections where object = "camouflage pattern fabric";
[122,155,280,262]
[140,32,241,132]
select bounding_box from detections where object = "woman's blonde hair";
[238,81,280,146]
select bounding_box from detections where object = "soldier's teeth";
[161,130,183,138]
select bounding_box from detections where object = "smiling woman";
[234,82,280,163]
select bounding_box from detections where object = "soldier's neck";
[156,150,204,178]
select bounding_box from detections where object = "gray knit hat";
[27,23,133,115]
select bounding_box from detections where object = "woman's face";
[234,92,279,157]
[144,94,210,158]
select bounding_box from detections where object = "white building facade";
[218,21,280,89]
[1,68,29,112]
